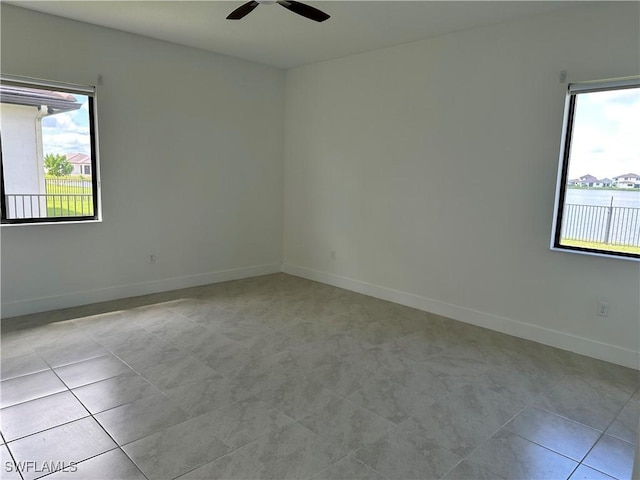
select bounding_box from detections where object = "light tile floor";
[1,273,638,480]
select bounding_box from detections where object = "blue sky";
[568,86,640,179]
[41,94,91,156]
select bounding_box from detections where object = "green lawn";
[45,180,94,217]
[561,239,640,255]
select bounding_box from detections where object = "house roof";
[65,153,91,165]
[0,85,82,114]
[573,173,639,183]
[579,174,598,182]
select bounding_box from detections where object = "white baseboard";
[4,260,638,369]
[1,263,281,319]
[282,263,640,370]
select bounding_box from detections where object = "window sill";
[550,245,640,262]
[1,218,102,227]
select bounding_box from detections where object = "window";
[551,78,640,261]
[1,75,99,224]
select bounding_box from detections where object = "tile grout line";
[455,370,633,479]
[3,275,638,480]
[7,343,148,480]
[573,386,639,480]
[1,430,25,480]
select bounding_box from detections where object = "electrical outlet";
[598,302,609,317]
[149,254,156,264]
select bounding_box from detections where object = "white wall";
[1,5,284,316]
[283,3,640,368]
[0,104,43,195]
[1,103,48,219]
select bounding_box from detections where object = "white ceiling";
[8,1,583,69]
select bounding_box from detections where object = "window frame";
[0,74,101,225]
[551,77,640,261]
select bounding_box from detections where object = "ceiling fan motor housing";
[227,0,329,22]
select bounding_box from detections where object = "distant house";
[576,174,598,187]
[613,173,640,189]
[66,152,92,176]
[593,178,612,188]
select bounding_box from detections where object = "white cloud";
[42,131,91,156]
[42,107,91,156]
[568,88,640,179]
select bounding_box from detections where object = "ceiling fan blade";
[278,1,330,22]
[227,1,259,20]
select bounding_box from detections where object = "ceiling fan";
[227,0,330,22]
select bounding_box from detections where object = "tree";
[44,154,73,177]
